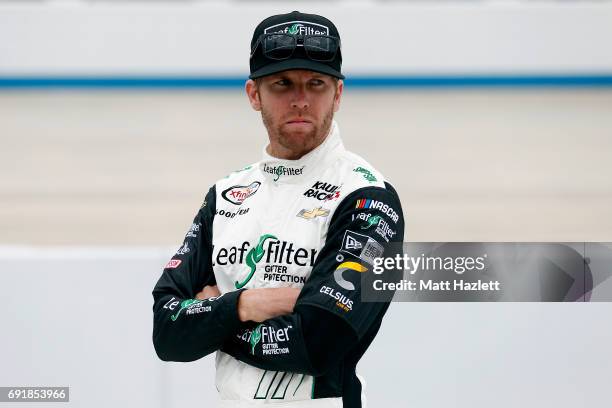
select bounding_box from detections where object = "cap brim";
[249,58,345,80]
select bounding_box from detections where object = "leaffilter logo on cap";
[288,24,300,35]
[264,21,329,36]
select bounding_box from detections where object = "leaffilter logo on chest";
[235,234,278,289]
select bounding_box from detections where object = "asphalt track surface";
[1,89,611,245]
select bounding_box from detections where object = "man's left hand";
[196,285,221,300]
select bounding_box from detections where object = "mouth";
[286,119,312,124]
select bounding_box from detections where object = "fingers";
[237,287,303,322]
[195,284,221,300]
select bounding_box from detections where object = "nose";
[290,87,309,110]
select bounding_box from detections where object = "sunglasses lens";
[304,36,338,61]
[263,34,296,60]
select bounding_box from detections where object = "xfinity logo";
[222,182,260,205]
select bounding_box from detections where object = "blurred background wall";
[2,1,612,75]
[1,1,611,407]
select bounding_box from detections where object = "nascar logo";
[355,199,399,223]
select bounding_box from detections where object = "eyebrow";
[267,74,326,83]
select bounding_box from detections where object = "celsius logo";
[222,181,261,205]
[264,21,329,36]
[334,261,368,291]
[262,164,304,181]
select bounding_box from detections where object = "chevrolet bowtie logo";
[297,207,330,220]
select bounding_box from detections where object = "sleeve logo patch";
[164,259,182,269]
[340,230,384,265]
[355,198,399,223]
[334,261,368,291]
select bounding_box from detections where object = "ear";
[245,79,262,111]
[333,79,343,113]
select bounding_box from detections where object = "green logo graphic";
[223,165,252,179]
[235,234,278,289]
[353,167,377,182]
[170,299,200,321]
[274,166,285,181]
[288,24,300,35]
[361,215,382,230]
[250,324,263,355]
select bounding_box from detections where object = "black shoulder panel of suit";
[295,182,404,338]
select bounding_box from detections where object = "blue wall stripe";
[1,75,612,89]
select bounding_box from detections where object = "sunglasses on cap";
[250,33,341,62]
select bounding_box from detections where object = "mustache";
[284,117,313,123]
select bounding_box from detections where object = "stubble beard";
[261,104,335,158]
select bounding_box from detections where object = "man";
[153,11,404,408]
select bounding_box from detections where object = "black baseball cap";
[249,11,344,80]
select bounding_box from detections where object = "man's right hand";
[238,288,300,323]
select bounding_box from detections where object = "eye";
[310,79,324,86]
[275,79,290,86]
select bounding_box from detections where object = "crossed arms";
[152,184,404,375]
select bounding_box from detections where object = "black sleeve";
[152,185,244,362]
[220,183,404,375]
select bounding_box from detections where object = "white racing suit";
[153,121,404,407]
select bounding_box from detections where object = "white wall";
[1,248,611,407]
[1,2,612,75]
